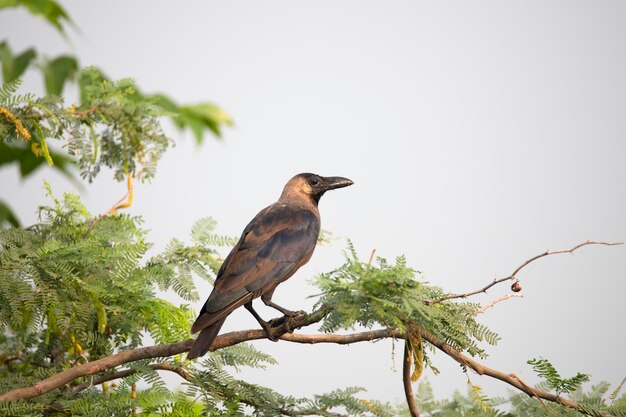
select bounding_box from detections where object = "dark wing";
[190,203,319,334]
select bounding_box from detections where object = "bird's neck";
[278,190,320,211]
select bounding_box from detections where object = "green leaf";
[152,94,233,142]
[0,42,37,83]
[0,0,19,10]
[179,102,233,141]
[0,141,74,178]
[151,93,180,113]
[191,217,217,244]
[0,0,73,34]
[528,357,590,395]
[0,199,20,227]
[43,55,78,96]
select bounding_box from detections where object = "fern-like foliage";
[0,191,392,416]
[314,242,500,367]
[146,217,237,298]
[70,68,170,182]
[527,357,590,396]
[0,79,23,104]
[189,351,393,417]
[1,71,167,185]
[507,380,626,417]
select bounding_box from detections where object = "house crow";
[188,173,353,359]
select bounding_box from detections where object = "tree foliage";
[315,243,500,364]
[0,36,232,227]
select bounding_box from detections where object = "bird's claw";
[263,311,307,339]
[260,320,281,342]
[281,310,307,333]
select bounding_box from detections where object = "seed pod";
[511,281,522,292]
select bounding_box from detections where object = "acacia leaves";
[0,188,220,364]
[314,243,500,363]
[527,357,590,396]
[0,40,232,227]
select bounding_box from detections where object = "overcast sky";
[1,0,625,406]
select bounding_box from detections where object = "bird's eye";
[310,177,321,186]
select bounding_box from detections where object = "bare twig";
[92,174,136,226]
[476,294,524,314]
[367,249,376,269]
[67,106,97,117]
[430,241,622,305]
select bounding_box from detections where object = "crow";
[188,173,353,359]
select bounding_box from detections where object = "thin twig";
[68,106,97,117]
[367,249,376,269]
[476,294,524,314]
[430,241,622,305]
[90,166,144,230]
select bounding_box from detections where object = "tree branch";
[403,342,420,417]
[72,363,191,393]
[476,294,524,314]
[430,240,622,305]
[0,321,615,416]
[0,306,332,402]
[418,329,616,417]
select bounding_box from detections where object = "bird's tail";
[187,317,226,360]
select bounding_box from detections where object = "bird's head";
[280,173,353,205]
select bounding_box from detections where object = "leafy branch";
[0,307,620,416]
[0,43,232,226]
[528,357,591,397]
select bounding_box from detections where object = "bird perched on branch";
[188,173,353,359]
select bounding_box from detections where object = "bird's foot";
[260,320,282,342]
[263,311,307,339]
[279,310,307,333]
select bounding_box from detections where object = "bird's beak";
[322,176,354,191]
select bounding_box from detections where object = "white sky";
[1,0,625,407]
